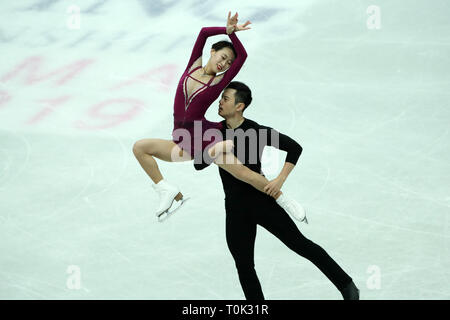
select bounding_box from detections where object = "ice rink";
[1,0,449,300]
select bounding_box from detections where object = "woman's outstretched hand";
[226,11,251,34]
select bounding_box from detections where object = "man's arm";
[261,126,303,197]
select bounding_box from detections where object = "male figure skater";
[197,81,360,300]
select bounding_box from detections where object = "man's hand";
[264,176,286,198]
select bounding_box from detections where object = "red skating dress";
[172,27,247,160]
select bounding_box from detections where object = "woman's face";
[209,48,235,73]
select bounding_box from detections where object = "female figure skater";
[133,12,305,221]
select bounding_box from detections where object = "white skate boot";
[276,193,308,224]
[152,180,184,221]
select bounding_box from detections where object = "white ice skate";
[152,180,184,221]
[276,193,308,224]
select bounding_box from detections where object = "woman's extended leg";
[213,151,277,198]
[212,142,307,222]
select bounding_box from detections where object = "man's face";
[218,88,238,118]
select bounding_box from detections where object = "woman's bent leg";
[133,138,191,201]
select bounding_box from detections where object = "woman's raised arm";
[216,12,251,88]
[185,27,227,71]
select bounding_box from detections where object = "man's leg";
[225,202,264,300]
[256,196,354,294]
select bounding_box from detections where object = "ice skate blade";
[155,197,175,218]
[302,215,308,224]
[157,197,190,222]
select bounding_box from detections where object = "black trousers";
[225,194,353,300]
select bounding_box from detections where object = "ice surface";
[0,0,449,300]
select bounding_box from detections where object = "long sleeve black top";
[195,118,303,200]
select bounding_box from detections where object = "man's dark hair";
[212,41,237,59]
[226,81,252,111]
